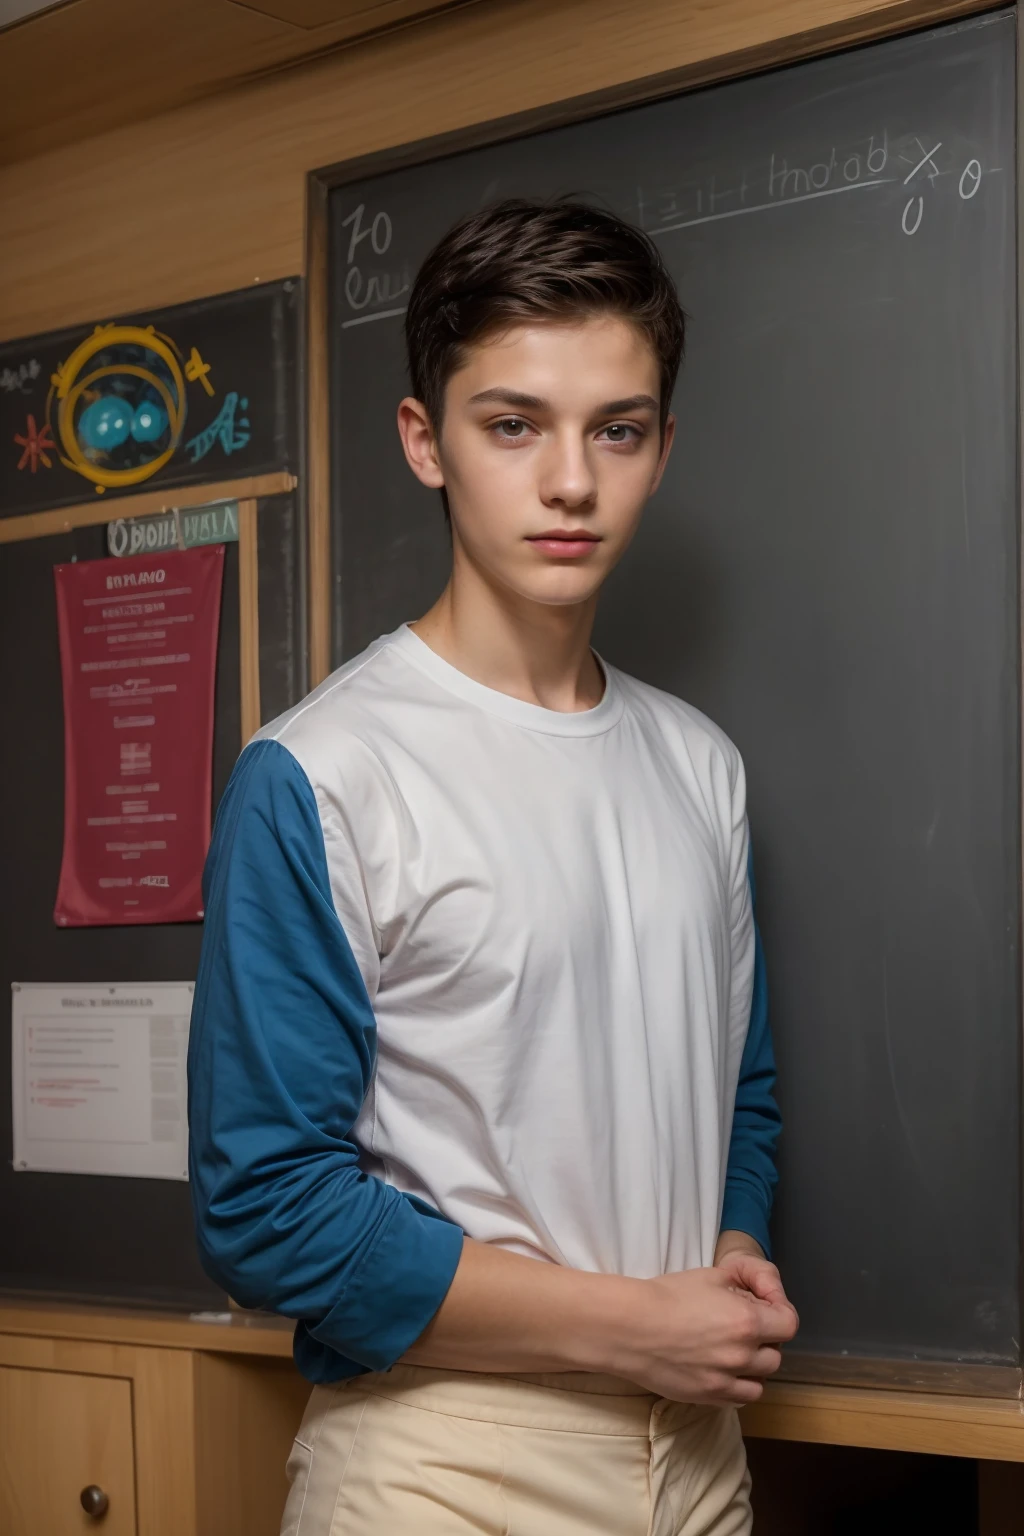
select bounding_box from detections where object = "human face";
[397,315,675,610]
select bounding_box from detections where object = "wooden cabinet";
[0,1366,136,1536]
[0,1308,310,1536]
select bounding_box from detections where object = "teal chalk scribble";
[185,392,251,463]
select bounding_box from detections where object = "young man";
[188,199,798,1536]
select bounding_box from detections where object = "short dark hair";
[404,198,685,432]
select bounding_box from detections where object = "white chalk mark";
[903,141,942,186]
[341,306,407,329]
[901,195,924,236]
[649,178,895,236]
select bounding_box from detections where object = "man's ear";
[397,397,445,489]
[650,413,676,496]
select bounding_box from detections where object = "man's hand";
[714,1229,797,1314]
[599,1262,799,1407]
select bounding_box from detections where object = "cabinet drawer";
[0,1365,136,1536]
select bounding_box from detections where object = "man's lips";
[526,530,602,558]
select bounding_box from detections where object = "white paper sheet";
[11,981,193,1179]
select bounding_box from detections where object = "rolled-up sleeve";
[187,738,464,1382]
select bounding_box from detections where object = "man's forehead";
[450,315,661,396]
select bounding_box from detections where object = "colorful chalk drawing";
[45,323,189,493]
[34,321,253,492]
[13,413,55,472]
[1,359,41,394]
[2,282,297,510]
[185,392,250,463]
[184,345,215,396]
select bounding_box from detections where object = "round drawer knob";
[80,1486,109,1519]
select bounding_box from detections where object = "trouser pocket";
[280,1384,341,1536]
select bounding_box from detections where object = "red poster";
[53,544,225,927]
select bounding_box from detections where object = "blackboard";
[328,12,1020,1375]
[258,491,308,722]
[0,503,304,1307]
[0,280,300,518]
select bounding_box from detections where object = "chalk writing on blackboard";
[1,359,40,394]
[339,201,410,328]
[185,392,251,463]
[333,126,999,340]
[897,136,989,235]
[637,127,999,241]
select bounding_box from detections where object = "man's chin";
[515,580,605,610]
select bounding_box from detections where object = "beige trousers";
[281,1364,752,1536]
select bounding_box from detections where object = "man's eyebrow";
[600,394,659,414]
[468,388,548,409]
[466,388,659,413]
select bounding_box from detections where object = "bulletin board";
[0,280,306,1307]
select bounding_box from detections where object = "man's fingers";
[724,1376,764,1405]
[750,1299,800,1344]
[725,1254,788,1306]
[750,1269,788,1306]
[746,1346,782,1378]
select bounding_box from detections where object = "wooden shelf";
[742,1381,1024,1462]
[3,1298,1023,1462]
[0,1299,294,1360]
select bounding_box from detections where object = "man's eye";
[601,423,641,443]
[494,417,529,438]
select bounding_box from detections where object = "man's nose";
[538,431,597,509]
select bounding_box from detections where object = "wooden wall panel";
[0,0,991,342]
[0,0,481,168]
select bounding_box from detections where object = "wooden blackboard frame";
[303,2,1024,1406]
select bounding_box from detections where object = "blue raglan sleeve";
[187,738,464,1381]
[719,846,782,1258]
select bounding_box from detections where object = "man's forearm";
[401,1236,632,1374]
[401,1234,799,1408]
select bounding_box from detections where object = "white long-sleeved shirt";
[188,623,765,1380]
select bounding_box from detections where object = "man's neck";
[410,563,604,715]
